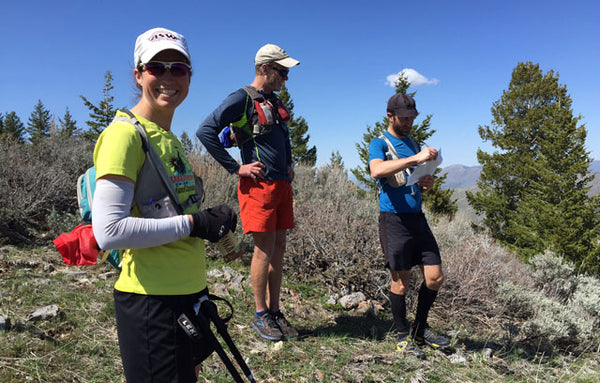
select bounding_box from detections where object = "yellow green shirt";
[94,110,206,295]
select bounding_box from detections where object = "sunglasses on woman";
[142,61,192,77]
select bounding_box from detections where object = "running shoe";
[396,334,426,359]
[414,327,450,348]
[250,312,283,341]
[272,311,299,340]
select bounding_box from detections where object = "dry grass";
[1,244,599,382]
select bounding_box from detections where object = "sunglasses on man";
[269,65,289,78]
[141,61,192,77]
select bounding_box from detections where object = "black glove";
[190,204,237,242]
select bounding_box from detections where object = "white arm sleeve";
[92,178,192,250]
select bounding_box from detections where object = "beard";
[392,121,412,138]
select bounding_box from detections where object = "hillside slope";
[1,244,599,382]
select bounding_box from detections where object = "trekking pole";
[199,296,257,383]
[178,310,245,383]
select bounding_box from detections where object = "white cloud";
[385,68,439,87]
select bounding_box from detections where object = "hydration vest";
[56,110,204,269]
[219,86,290,148]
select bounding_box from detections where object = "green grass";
[0,246,599,382]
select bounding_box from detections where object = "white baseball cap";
[254,44,299,68]
[134,27,191,67]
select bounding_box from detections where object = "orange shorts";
[238,178,295,234]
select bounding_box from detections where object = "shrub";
[529,250,577,301]
[571,275,600,320]
[496,251,600,352]
[187,146,239,210]
[286,165,387,298]
[191,158,389,299]
[428,212,534,325]
[46,209,81,238]
[0,135,93,244]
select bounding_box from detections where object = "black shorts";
[114,289,213,383]
[379,211,441,271]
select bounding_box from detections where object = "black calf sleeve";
[412,282,438,335]
[390,292,410,334]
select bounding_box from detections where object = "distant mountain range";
[439,165,482,189]
[440,160,600,190]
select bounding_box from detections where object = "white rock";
[339,292,366,309]
[26,304,60,321]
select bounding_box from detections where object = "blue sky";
[3,0,599,170]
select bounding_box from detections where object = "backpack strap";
[227,87,289,163]
[242,85,264,101]
[236,86,282,137]
[115,110,184,214]
[230,91,252,134]
[243,86,272,136]
[380,134,400,160]
[380,134,419,170]
[77,167,97,223]
[377,134,415,191]
[115,110,202,215]
[228,87,267,160]
[226,88,254,149]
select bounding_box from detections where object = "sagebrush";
[1,135,599,357]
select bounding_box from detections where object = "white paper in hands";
[406,148,443,186]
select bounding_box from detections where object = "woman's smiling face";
[135,49,191,112]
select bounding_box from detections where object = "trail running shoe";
[272,311,299,340]
[396,334,426,359]
[250,312,283,341]
[414,327,450,348]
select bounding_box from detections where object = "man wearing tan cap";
[197,44,300,341]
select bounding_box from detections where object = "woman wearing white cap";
[92,27,236,382]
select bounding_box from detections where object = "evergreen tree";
[0,112,4,135]
[278,84,317,166]
[323,149,366,198]
[180,131,194,154]
[3,112,25,142]
[351,120,387,192]
[58,107,80,137]
[81,70,116,141]
[467,62,600,274]
[351,74,456,219]
[26,100,51,144]
[329,150,344,169]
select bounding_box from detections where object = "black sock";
[412,282,438,335]
[390,292,410,334]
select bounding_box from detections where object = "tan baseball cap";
[254,44,299,68]
[134,27,191,67]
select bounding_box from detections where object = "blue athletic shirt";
[197,88,292,182]
[368,131,422,213]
